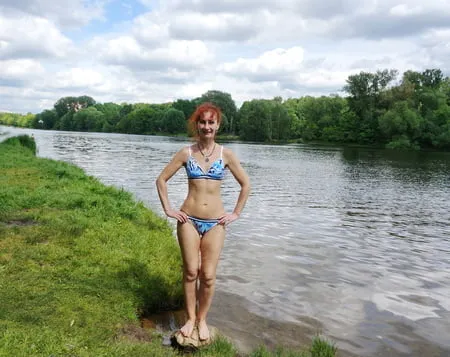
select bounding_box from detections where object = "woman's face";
[197,110,219,138]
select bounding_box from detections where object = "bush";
[385,135,420,150]
[2,135,37,155]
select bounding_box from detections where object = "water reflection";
[2,126,450,357]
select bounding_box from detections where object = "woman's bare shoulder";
[222,146,239,163]
[177,145,192,155]
[171,145,191,164]
[221,145,232,154]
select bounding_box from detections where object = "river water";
[2,126,450,356]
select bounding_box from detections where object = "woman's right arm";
[155,148,189,223]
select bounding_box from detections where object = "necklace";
[198,143,216,162]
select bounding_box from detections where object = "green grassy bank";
[0,135,337,357]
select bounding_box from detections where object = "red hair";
[187,102,222,138]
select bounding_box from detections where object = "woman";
[156,102,250,341]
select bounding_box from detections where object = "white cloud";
[96,35,213,72]
[162,0,275,13]
[168,11,262,41]
[325,0,450,40]
[0,0,449,113]
[389,4,423,16]
[221,47,305,81]
[0,59,44,86]
[0,15,73,60]
[0,0,105,28]
[132,12,169,46]
[52,68,105,90]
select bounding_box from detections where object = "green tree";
[53,96,96,119]
[441,77,450,105]
[162,108,185,134]
[59,112,74,131]
[239,99,272,141]
[116,104,166,134]
[172,99,197,121]
[73,107,105,132]
[378,101,421,148]
[422,69,444,89]
[270,100,291,141]
[95,102,121,131]
[33,110,57,129]
[343,69,398,143]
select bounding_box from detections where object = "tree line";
[1,68,449,150]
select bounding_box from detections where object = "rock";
[170,326,218,351]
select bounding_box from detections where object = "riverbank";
[0,135,338,357]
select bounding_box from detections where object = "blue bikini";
[185,146,226,180]
[184,145,226,236]
[187,216,221,236]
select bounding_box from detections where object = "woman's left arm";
[219,149,251,225]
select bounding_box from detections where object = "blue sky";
[1,0,449,113]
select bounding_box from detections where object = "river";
[2,126,450,356]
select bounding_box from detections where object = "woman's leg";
[177,221,201,337]
[196,224,225,340]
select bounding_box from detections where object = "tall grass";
[0,135,338,357]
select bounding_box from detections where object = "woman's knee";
[199,269,216,286]
[184,267,199,282]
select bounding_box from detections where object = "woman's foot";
[179,319,195,337]
[197,320,210,341]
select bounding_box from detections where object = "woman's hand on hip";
[165,209,188,223]
[219,212,239,226]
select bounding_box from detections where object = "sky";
[1,0,449,114]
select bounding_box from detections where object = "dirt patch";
[4,219,38,227]
[117,324,152,343]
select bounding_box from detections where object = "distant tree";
[94,102,121,130]
[116,104,167,134]
[162,108,186,133]
[73,107,105,132]
[33,109,57,129]
[402,70,424,89]
[239,99,273,141]
[59,112,74,131]
[343,69,398,143]
[117,107,150,134]
[378,101,421,147]
[54,96,76,118]
[270,100,291,141]
[76,95,96,109]
[119,103,133,119]
[0,112,34,127]
[283,98,305,138]
[421,69,444,89]
[442,77,450,105]
[172,99,196,121]
[53,96,96,118]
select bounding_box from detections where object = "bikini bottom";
[188,216,220,237]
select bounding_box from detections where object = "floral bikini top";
[185,145,226,180]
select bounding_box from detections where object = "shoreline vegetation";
[0,135,338,357]
[1,68,450,151]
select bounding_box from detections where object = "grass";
[0,135,338,357]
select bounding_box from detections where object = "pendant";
[205,157,210,162]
